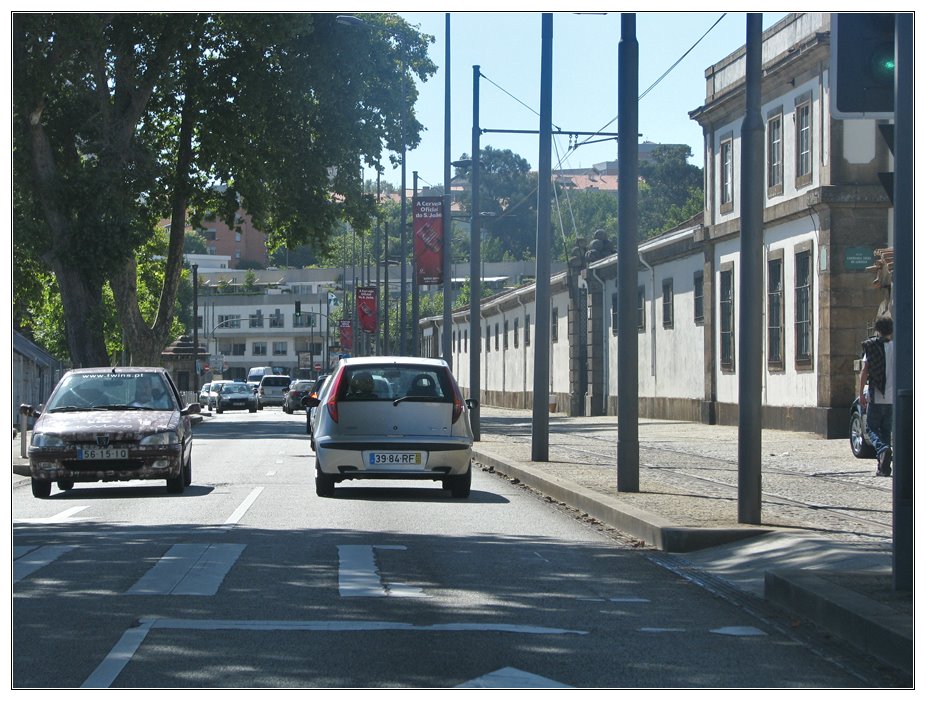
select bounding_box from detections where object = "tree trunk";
[52,263,110,367]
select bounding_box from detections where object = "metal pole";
[469,64,482,441]
[400,70,408,356]
[892,11,913,591]
[737,13,764,524]
[531,13,553,462]
[412,170,420,356]
[375,170,381,355]
[442,12,453,366]
[617,13,640,492]
[384,223,391,356]
[192,264,199,392]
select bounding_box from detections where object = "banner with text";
[413,196,444,285]
[339,319,352,351]
[356,287,377,334]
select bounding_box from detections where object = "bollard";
[19,404,32,459]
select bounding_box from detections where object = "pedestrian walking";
[858,315,894,476]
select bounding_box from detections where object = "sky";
[372,11,789,191]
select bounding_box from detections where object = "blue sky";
[374,11,789,190]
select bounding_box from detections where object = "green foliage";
[13,12,436,364]
[552,189,618,262]
[638,145,704,239]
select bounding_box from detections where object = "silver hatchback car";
[306,357,475,498]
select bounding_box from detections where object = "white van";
[247,366,274,386]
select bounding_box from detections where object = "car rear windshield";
[262,377,291,387]
[336,365,453,402]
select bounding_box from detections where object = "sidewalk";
[472,406,912,679]
[12,410,912,679]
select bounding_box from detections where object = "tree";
[551,188,619,263]
[453,146,538,261]
[638,145,703,239]
[13,13,435,366]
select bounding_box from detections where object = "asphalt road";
[12,408,877,688]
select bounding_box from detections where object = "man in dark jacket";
[858,315,894,476]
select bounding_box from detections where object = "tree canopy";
[13,12,435,366]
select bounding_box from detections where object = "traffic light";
[830,13,896,119]
[295,301,301,317]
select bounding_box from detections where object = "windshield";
[223,383,249,394]
[46,371,175,412]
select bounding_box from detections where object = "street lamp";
[337,14,410,355]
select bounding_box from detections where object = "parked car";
[257,374,292,409]
[304,374,330,438]
[283,380,314,414]
[198,383,213,406]
[27,367,199,498]
[849,389,877,459]
[304,357,474,498]
[215,381,258,414]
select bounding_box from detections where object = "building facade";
[420,12,892,438]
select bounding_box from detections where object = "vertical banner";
[356,286,377,334]
[413,196,444,285]
[339,320,353,351]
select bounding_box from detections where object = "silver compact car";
[215,381,258,414]
[305,357,475,498]
[27,367,198,497]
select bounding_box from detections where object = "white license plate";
[78,448,129,460]
[368,452,424,466]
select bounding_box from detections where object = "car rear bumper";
[316,438,472,478]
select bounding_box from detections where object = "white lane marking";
[15,506,92,524]
[84,618,587,688]
[457,667,573,689]
[126,543,245,596]
[224,487,263,526]
[266,470,277,477]
[13,545,76,583]
[711,626,767,636]
[610,597,650,603]
[337,544,424,598]
[82,618,156,689]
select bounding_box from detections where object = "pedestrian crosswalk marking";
[126,543,245,596]
[13,544,76,583]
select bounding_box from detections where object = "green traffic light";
[871,44,896,82]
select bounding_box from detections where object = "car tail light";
[447,370,465,424]
[326,367,346,423]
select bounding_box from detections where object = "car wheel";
[315,461,335,497]
[449,463,472,499]
[183,456,192,487]
[249,407,257,413]
[216,403,223,414]
[284,405,292,414]
[57,480,75,491]
[31,477,52,498]
[850,407,876,459]
[166,470,185,494]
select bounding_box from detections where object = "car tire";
[31,477,52,498]
[183,456,192,487]
[850,406,876,459]
[57,480,74,491]
[166,470,185,494]
[315,462,335,497]
[249,407,257,413]
[216,403,223,414]
[449,464,472,499]
[283,405,292,414]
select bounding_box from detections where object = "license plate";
[368,452,424,466]
[78,448,129,460]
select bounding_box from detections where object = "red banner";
[413,196,444,285]
[339,320,352,351]
[356,287,377,334]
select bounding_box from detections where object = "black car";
[215,382,259,414]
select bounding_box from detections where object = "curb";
[765,570,913,677]
[473,449,769,553]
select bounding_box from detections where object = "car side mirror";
[465,398,479,410]
[302,396,321,408]
[182,402,202,415]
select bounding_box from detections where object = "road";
[12,408,875,688]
